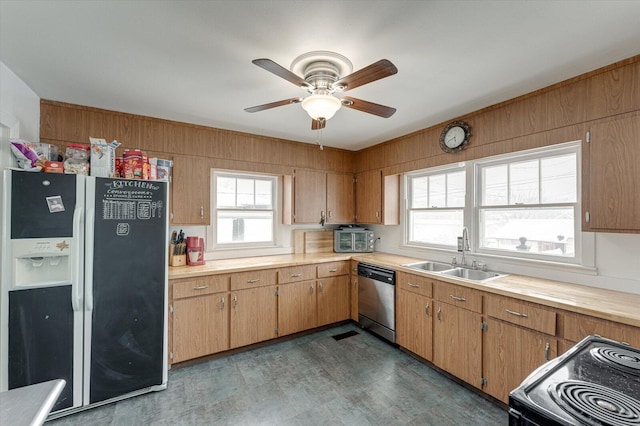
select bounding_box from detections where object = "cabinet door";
[396,289,433,361]
[585,114,640,231]
[278,281,317,336]
[172,293,229,363]
[294,169,326,224]
[317,276,350,326]
[171,155,211,225]
[483,318,557,404]
[326,172,355,223]
[355,170,382,224]
[230,286,277,349]
[350,275,358,321]
[433,302,482,388]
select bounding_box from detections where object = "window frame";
[211,170,278,249]
[404,141,585,266]
[405,163,466,249]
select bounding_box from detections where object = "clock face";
[439,120,471,153]
[444,126,466,148]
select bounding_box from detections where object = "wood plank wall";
[356,55,640,175]
[40,55,639,177]
[39,101,355,175]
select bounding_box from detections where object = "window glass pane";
[409,210,464,246]
[541,154,577,203]
[479,207,574,257]
[255,179,272,208]
[429,175,446,207]
[482,164,507,206]
[509,160,539,204]
[447,171,466,207]
[216,176,236,207]
[411,176,429,208]
[236,178,255,207]
[217,211,273,244]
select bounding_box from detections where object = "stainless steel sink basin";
[440,267,505,282]
[404,261,453,272]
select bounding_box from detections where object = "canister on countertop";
[123,149,143,179]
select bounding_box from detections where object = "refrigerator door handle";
[84,206,94,312]
[71,205,83,312]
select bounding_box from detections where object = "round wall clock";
[439,120,472,153]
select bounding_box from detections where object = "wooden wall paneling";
[541,79,588,129]
[40,101,86,143]
[586,61,640,120]
[138,118,166,152]
[205,129,237,160]
[85,110,139,147]
[164,122,189,154]
[511,124,585,153]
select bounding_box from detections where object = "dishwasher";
[357,263,396,343]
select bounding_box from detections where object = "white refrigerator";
[0,169,168,417]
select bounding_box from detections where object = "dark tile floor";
[48,324,507,425]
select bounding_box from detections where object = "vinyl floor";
[47,323,507,425]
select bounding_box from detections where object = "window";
[476,146,579,260]
[406,166,466,247]
[213,171,276,247]
[405,142,582,264]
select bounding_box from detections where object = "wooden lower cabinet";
[230,285,277,349]
[172,292,229,363]
[349,260,358,321]
[433,301,483,388]
[396,289,433,361]
[278,281,317,336]
[317,275,350,326]
[482,318,557,403]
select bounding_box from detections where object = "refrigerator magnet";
[46,196,65,213]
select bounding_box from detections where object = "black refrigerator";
[0,169,168,417]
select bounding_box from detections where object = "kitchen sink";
[403,261,453,272]
[440,267,505,282]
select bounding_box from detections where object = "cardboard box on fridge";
[89,137,121,177]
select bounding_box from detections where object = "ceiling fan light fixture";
[301,94,341,120]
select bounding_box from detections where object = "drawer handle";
[193,285,209,290]
[505,309,528,318]
[425,303,430,316]
[544,342,550,361]
[408,283,420,288]
[329,269,337,273]
[450,295,466,302]
[437,307,442,322]
[291,273,302,278]
[247,279,260,283]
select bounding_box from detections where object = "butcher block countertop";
[169,252,640,328]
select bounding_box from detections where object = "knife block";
[169,243,186,266]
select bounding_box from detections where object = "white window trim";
[402,141,594,271]
[209,170,279,250]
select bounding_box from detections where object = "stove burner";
[549,380,640,426]
[592,347,640,375]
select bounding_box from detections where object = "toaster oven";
[334,228,374,253]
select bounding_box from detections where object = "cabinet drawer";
[396,272,433,297]
[563,312,640,347]
[317,261,349,278]
[433,281,482,313]
[277,265,316,284]
[485,294,556,335]
[231,269,277,290]
[172,275,230,299]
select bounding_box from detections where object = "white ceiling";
[1,1,640,151]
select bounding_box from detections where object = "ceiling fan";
[244,51,398,130]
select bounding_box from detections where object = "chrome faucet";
[459,226,470,266]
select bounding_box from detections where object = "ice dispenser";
[12,239,73,287]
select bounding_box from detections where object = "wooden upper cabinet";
[355,170,399,225]
[293,169,326,224]
[584,113,640,232]
[326,172,355,223]
[171,155,211,225]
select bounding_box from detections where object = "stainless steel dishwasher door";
[357,264,395,342]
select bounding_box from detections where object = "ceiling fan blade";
[311,118,326,130]
[252,59,311,89]
[244,98,303,113]
[340,96,396,118]
[332,59,397,92]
